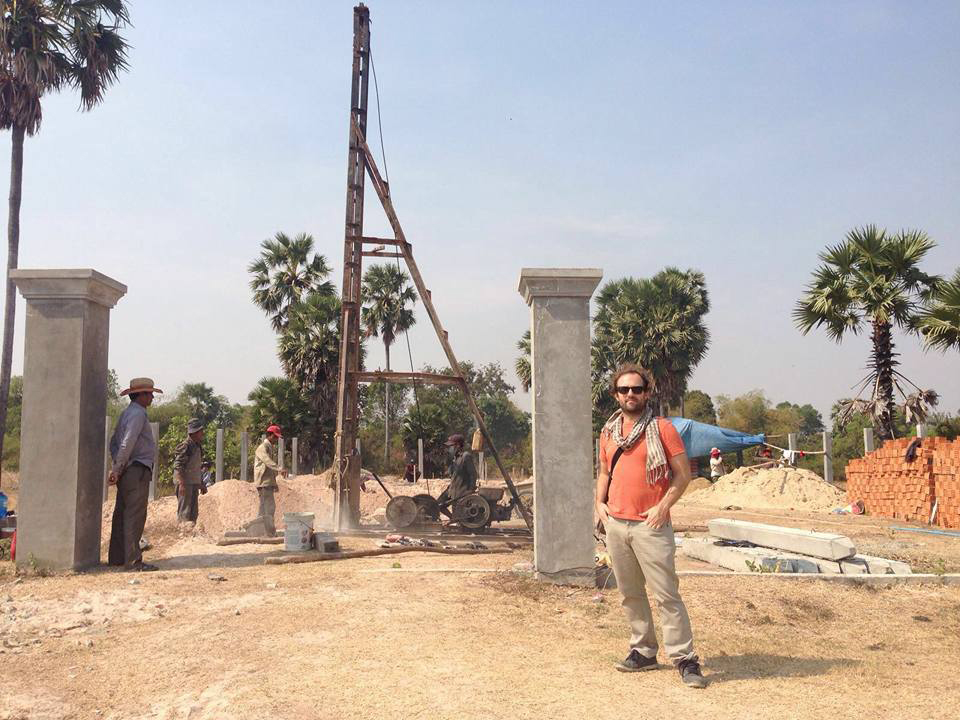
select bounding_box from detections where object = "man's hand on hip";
[643,502,670,530]
[595,501,610,529]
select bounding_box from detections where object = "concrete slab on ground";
[839,554,912,575]
[681,538,831,573]
[707,518,856,560]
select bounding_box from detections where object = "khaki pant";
[605,515,695,664]
[108,463,152,568]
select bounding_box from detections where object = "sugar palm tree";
[794,225,940,439]
[248,232,334,331]
[917,267,960,353]
[515,330,531,392]
[0,1,130,480]
[592,268,711,418]
[361,264,417,464]
[277,293,343,465]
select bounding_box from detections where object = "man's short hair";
[128,392,142,402]
[608,363,656,396]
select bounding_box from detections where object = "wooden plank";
[361,251,403,258]
[264,545,513,565]
[351,371,465,386]
[351,115,532,530]
[361,236,402,245]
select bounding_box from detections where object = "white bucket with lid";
[283,512,315,552]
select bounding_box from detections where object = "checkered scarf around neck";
[603,407,670,485]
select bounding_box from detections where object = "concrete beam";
[681,538,829,573]
[707,518,856,560]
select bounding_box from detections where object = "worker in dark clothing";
[436,433,478,508]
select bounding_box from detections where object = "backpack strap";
[609,446,625,479]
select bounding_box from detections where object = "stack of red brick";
[846,437,960,529]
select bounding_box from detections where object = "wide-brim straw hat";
[120,377,164,396]
[187,418,205,434]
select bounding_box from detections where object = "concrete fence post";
[240,432,248,482]
[822,432,833,483]
[916,423,926,439]
[149,422,159,501]
[278,437,285,471]
[418,438,424,479]
[216,428,224,482]
[291,437,298,477]
[103,417,112,504]
[863,427,875,454]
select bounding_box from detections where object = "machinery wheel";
[385,496,418,529]
[514,491,534,521]
[412,494,440,522]
[455,493,492,529]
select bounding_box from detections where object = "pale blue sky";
[7,1,959,426]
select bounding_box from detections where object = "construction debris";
[681,520,912,575]
[707,518,856,560]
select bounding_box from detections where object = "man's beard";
[619,397,648,414]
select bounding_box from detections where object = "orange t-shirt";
[600,417,686,520]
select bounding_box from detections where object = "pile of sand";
[100,476,338,544]
[680,466,845,512]
[98,470,442,544]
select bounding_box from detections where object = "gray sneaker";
[615,649,659,672]
[678,657,708,688]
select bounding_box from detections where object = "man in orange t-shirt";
[596,363,707,688]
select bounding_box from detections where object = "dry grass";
[0,540,959,719]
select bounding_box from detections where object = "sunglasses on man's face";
[616,385,648,395]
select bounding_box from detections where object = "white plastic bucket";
[283,512,315,552]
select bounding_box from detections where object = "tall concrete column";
[518,268,602,586]
[822,432,833,483]
[291,437,298,477]
[10,269,126,570]
[863,427,875,454]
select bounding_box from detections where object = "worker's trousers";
[108,463,152,569]
[177,485,200,523]
[605,515,696,664]
[257,487,277,535]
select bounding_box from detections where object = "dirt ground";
[2,474,960,719]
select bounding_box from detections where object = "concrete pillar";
[240,431,248,482]
[916,423,927,439]
[10,269,126,570]
[417,438,424,479]
[518,268,602,586]
[102,417,111,504]
[863,427,875,454]
[148,422,159,501]
[278,437,285,470]
[215,428,224,482]
[291,437,298,477]
[822,432,833,483]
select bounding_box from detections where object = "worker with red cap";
[242,424,287,536]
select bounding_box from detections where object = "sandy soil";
[0,533,958,720]
[2,472,959,718]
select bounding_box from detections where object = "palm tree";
[515,330,531,392]
[0,1,130,480]
[247,377,308,441]
[917,267,960,353]
[278,293,342,465]
[794,225,940,439]
[361,264,417,464]
[592,268,711,418]
[248,232,334,331]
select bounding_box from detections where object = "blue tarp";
[667,417,765,459]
